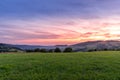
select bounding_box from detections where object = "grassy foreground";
[0,51,120,80]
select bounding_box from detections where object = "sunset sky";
[0,0,120,45]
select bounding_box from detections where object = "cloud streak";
[0,16,120,45]
[0,0,120,45]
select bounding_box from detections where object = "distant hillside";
[71,40,120,52]
[1,40,120,52]
[13,45,54,50]
[12,45,67,50]
[0,43,67,51]
[0,43,23,52]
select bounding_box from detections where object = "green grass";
[0,51,120,80]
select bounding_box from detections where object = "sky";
[0,0,120,45]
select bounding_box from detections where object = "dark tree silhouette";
[40,48,47,53]
[54,48,61,52]
[26,49,34,52]
[48,49,54,53]
[63,47,73,52]
[34,48,41,52]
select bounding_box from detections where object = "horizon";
[1,40,120,46]
[0,0,120,45]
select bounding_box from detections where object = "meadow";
[0,51,120,80]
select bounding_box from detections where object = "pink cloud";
[0,17,120,45]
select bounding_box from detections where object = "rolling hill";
[0,43,23,52]
[71,40,120,51]
[0,40,120,52]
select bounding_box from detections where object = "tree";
[54,48,61,52]
[34,48,41,52]
[26,49,34,52]
[48,49,54,53]
[63,47,73,52]
[40,48,47,53]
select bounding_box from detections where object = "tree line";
[87,48,120,52]
[25,47,73,53]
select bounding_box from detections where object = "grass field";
[0,51,120,80]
